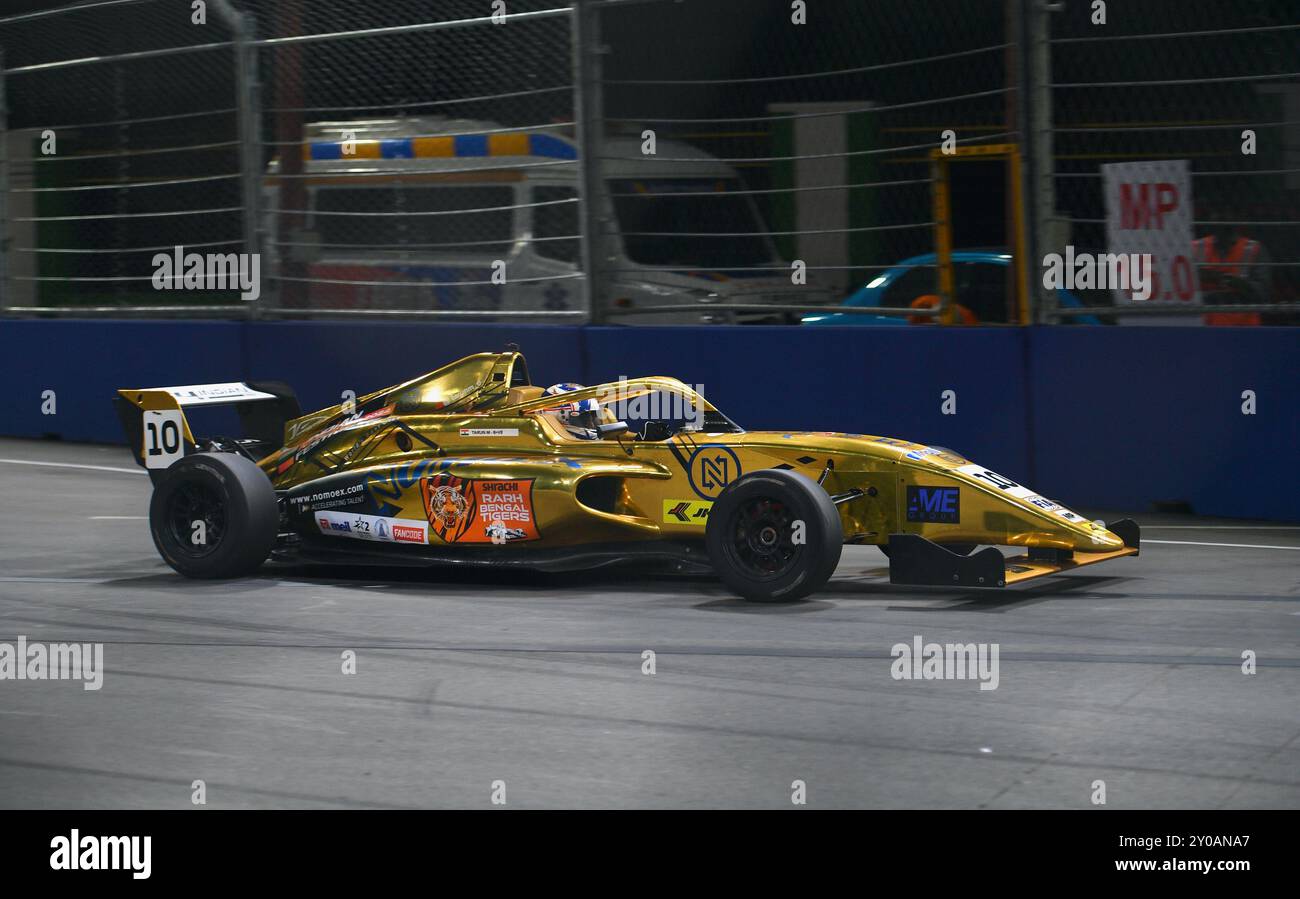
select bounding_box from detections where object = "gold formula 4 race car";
[115,349,1139,602]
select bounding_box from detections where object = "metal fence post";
[235,13,263,320]
[214,2,263,319]
[1008,0,1031,323]
[572,0,608,325]
[1026,0,1059,324]
[0,49,8,311]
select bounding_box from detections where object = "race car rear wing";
[114,381,300,478]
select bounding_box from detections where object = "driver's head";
[543,383,605,439]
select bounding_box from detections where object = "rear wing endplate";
[114,381,300,478]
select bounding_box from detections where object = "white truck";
[263,117,830,323]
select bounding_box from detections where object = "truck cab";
[263,117,830,323]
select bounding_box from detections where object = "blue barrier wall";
[1026,326,1300,521]
[583,326,1032,482]
[0,320,246,444]
[1,319,1296,521]
[244,321,584,416]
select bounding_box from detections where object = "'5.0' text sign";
[1103,159,1200,306]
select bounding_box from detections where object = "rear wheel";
[149,453,279,579]
[705,469,843,602]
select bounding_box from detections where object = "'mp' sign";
[1102,159,1200,307]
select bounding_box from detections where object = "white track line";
[0,576,108,584]
[0,458,143,475]
[1145,539,1300,551]
[1144,526,1300,530]
[88,515,146,520]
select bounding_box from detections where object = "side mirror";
[596,421,631,438]
[393,389,424,414]
[640,421,672,442]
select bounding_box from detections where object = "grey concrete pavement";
[0,438,1296,808]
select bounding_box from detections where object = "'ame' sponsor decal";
[906,486,961,524]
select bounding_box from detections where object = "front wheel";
[705,469,843,602]
[149,452,279,579]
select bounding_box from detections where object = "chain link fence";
[1046,0,1300,323]
[0,0,249,315]
[593,0,1015,323]
[247,0,582,318]
[0,0,1296,324]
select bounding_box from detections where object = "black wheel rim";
[724,496,801,581]
[165,482,226,559]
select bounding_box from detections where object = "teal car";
[802,251,1103,325]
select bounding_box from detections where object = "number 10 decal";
[143,409,185,469]
[966,467,1018,490]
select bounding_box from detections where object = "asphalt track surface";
[0,438,1296,809]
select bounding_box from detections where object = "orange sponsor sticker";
[420,475,540,544]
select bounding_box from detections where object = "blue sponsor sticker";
[906,486,960,524]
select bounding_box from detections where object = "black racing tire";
[705,469,843,602]
[149,452,279,579]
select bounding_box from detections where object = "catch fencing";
[0,0,250,315]
[1045,3,1300,323]
[0,0,1297,324]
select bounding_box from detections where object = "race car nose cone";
[1082,527,1124,551]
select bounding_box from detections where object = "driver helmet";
[543,383,604,439]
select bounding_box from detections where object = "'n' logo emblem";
[700,456,728,490]
[684,444,742,500]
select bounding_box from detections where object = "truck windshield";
[610,178,775,268]
[312,185,515,254]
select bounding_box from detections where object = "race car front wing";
[888,519,1140,588]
